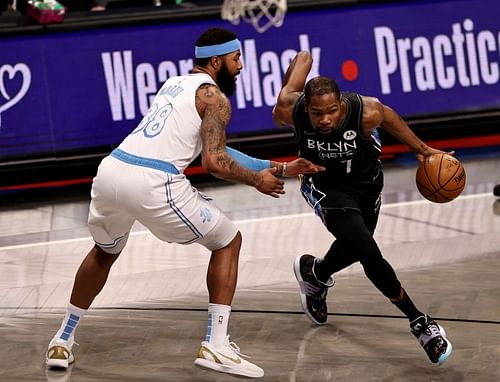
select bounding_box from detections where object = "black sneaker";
[410,315,453,365]
[293,254,334,325]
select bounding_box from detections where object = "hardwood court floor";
[0,154,499,381]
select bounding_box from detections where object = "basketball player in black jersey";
[273,51,453,366]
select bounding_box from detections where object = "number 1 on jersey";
[341,159,352,173]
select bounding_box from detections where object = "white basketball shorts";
[88,155,238,254]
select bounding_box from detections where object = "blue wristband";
[226,146,270,171]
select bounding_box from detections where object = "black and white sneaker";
[293,254,334,325]
[410,315,453,365]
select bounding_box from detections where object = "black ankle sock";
[393,290,424,322]
[313,259,332,284]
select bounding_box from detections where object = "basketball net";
[221,0,287,33]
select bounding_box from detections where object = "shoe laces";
[225,336,250,359]
[304,282,327,299]
[423,321,442,338]
[411,317,443,347]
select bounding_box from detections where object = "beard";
[217,63,237,97]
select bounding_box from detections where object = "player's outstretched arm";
[197,84,285,198]
[226,146,325,177]
[270,158,325,177]
[273,51,313,127]
[365,97,453,162]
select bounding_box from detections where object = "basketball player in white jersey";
[45,28,324,378]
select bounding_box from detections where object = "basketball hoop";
[221,0,287,33]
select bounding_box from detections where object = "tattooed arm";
[196,83,285,197]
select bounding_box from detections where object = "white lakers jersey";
[118,73,216,173]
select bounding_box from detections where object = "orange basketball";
[415,153,466,203]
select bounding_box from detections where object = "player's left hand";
[416,147,455,162]
[285,158,326,177]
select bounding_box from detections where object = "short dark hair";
[195,28,238,66]
[304,76,340,103]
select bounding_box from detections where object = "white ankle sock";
[54,303,87,342]
[205,303,231,346]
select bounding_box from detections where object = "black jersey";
[293,92,383,203]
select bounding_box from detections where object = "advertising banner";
[1,0,498,159]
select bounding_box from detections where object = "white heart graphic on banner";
[0,63,32,116]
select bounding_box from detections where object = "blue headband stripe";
[195,39,241,58]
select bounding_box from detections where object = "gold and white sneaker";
[194,335,264,378]
[46,338,75,369]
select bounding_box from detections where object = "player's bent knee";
[198,214,239,251]
[226,230,242,250]
[354,241,382,263]
[92,245,121,265]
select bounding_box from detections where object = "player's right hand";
[256,167,285,198]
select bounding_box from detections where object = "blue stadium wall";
[1,0,499,188]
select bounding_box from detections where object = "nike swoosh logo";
[217,352,242,364]
[200,346,242,364]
